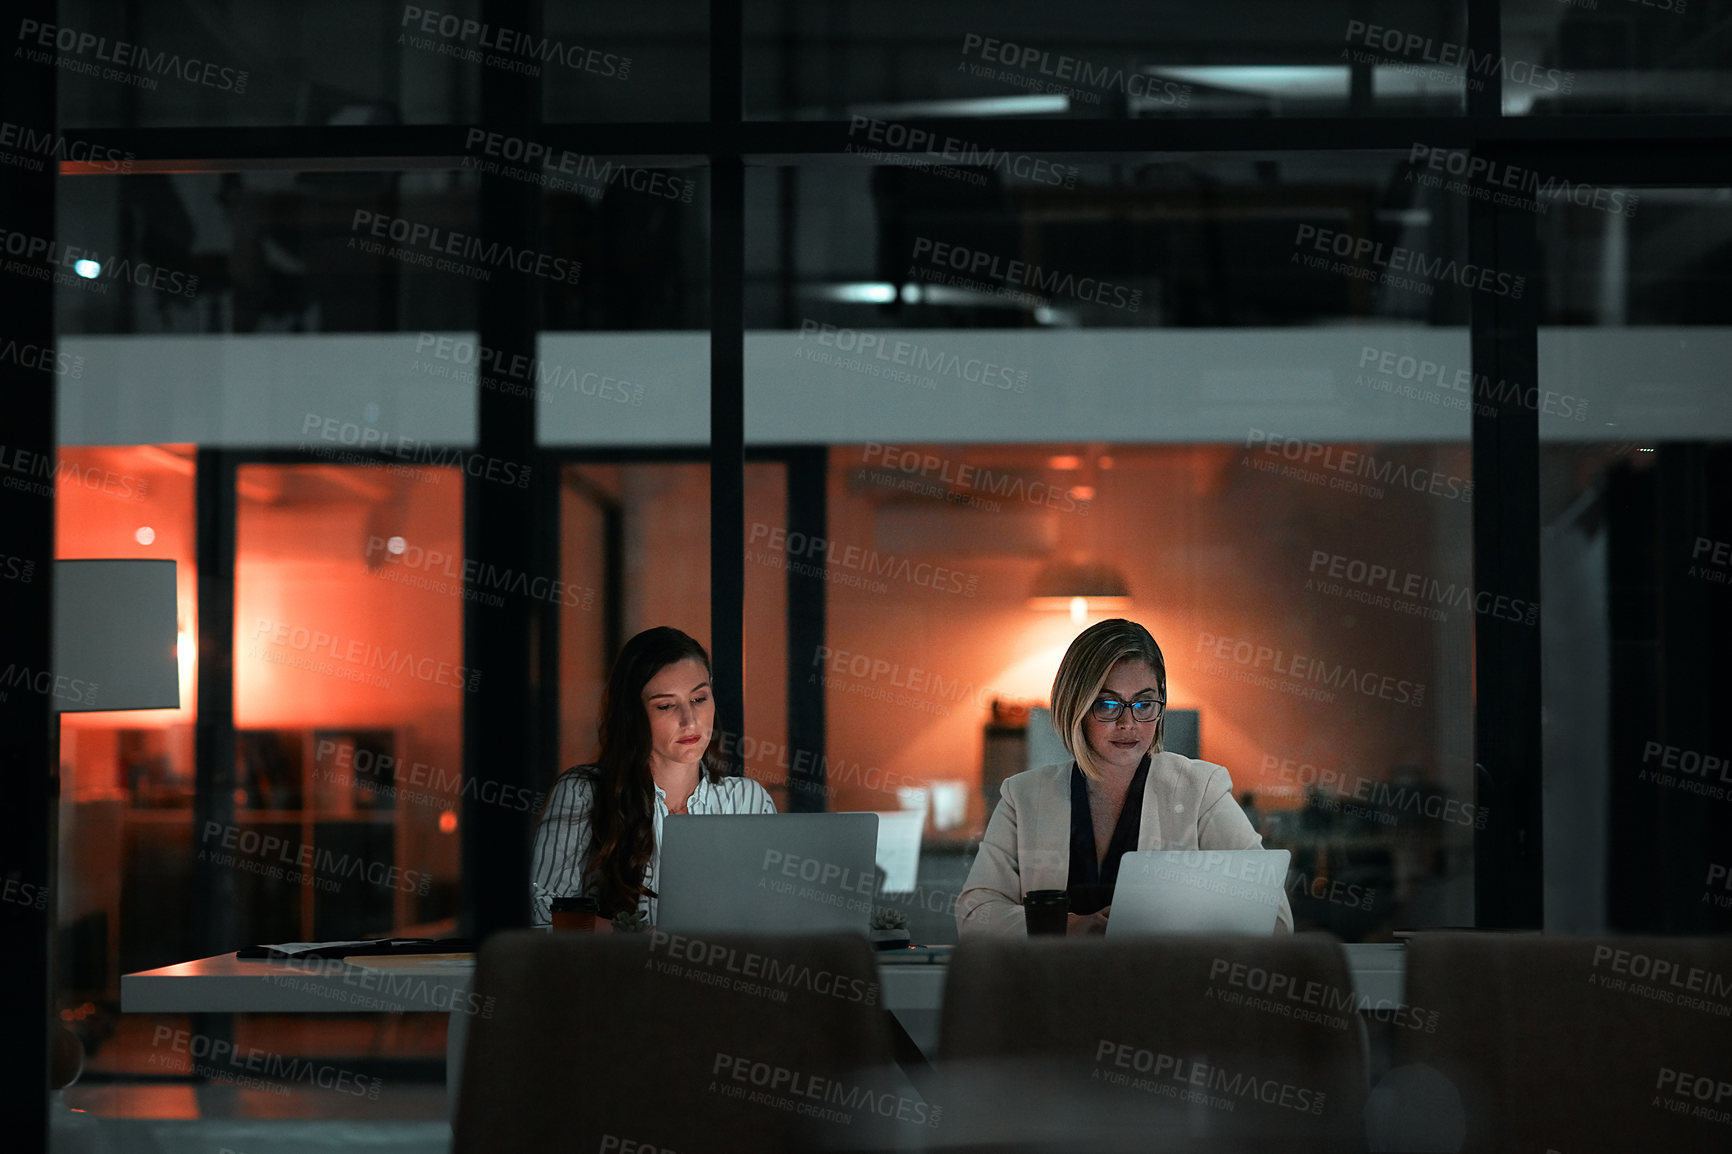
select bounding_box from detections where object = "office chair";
[932,934,1370,1153]
[453,930,919,1153]
[1377,932,1732,1153]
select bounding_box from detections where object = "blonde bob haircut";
[1050,618,1168,779]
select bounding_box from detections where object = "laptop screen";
[1107,849,1291,937]
[657,813,881,934]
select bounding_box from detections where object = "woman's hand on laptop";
[1067,909,1110,936]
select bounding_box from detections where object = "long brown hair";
[567,626,726,916]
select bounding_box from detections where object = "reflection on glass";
[1536,181,1732,934]
[53,443,198,1081]
[1539,188,1732,326]
[544,0,709,121]
[1540,447,1732,936]
[748,154,1480,330]
[51,0,709,127]
[52,167,703,338]
[234,462,464,945]
[746,1,1470,119]
[56,170,486,336]
[53,445,198,1068]
[744,149,1492,941]
[556,463,724,776]
[1505,2,1731,116]
[553,461,786,802]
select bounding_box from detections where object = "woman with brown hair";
[531,626,774,926]
[957,617,1290,937]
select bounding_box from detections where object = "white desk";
[122,952,478,1014]
[120,945,969,1110]
[122,942,1404,1015]
[125,941,1404,1111]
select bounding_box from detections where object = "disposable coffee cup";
[1023,889,1068,936]
[551,896,600,932]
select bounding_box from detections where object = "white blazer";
[956,751,1295,937]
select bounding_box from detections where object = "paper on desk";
[873,810,925,894]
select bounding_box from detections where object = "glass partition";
[56,445,198,1002]
[20,4,1732,1146]
[745,151,1493,939]
[48,0,707,128]
[746,0,1472,120]
[1505,0,1732,116]
[1535,183,1732,934]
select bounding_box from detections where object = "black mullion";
[1468,191,1544,930]
[191,448,238,1047]
[0,2,56,1138]
[56,118,1732,172]
[710,165,746,773]
[1465,0,1501,120]
[1465,0,1543,931]
[710,0,747,774]
[741,117,1732,158]
[785,447,828,812]
[1471,145,1732,189]
[1346,0,1372,114]
[462,0,543,943]
[537,457,563,800]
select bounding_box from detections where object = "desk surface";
[123,941,1405,1015]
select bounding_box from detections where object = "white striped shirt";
[530,768,777,927]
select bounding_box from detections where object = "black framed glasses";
[1090,697,1165,724]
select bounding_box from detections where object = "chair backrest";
[453,930,918,1154]
[936,935,1369,1153]
[1387,933,1732,1154]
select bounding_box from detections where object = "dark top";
[1067,753,1152,916]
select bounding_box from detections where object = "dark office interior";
[3,2,1732,1151]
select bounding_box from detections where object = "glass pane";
[747,153,1490,939]
[746,0,1471,120]
[1538,187,1732,326]
[53,160,693,341]
[44,160,705,451]
[745,151,1486,332]
[47,163,505,1116]
[534,164,709,449]
[53,168,493,337]
[234,461,466,941]
[545,1,708,121]
[540,166,708,333]
[555,462,716,780]
[46,0,704,128]
[55,446,198,1007]
[1540,437,1732,934]
[1506,0,1732,116]
[1538,183,1732,934]
[54,161,692,460]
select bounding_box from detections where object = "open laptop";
[657,813,880,934]
[1105,849,1291,938]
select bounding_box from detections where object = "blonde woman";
[958,618,1292,937]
